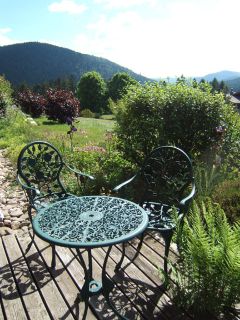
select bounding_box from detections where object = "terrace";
[0,231,188,320]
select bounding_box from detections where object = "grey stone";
[11,221,21,230]
[20,221,30,227]
[9,208,23,217]
[4,219,11,227]
[0,227,13,236]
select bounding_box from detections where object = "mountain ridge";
[0,42,149,86]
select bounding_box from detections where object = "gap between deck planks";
[0,232,194,320]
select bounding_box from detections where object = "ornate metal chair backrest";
[139,146,194,210]
[17,141,67,205]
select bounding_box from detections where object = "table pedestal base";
[76,247,129,320]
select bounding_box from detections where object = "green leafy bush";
[0,106,38,158]
[80,108,95,118]
[170,199,240,318]
[64,144,134,195]
[0,75,13,117]
[194,165,225,200]
[115,82,234,164]
[212,179,240,223]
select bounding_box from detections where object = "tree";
[108,72,138,102]
[210,77,219,92]
[45,88,80,123]
[76,71,107,113]
[15,89,46,117]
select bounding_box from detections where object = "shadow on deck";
[0,231,226,320]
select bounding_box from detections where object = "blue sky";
[1,0,240,78]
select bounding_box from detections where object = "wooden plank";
[56,244,143,319]
[96,245,190,320]
[17,234,75,320]
[0,236,27,320]
[93,246,162,319]
[3,235,51,320]
[32,235,97,320]
[112,244,192,319]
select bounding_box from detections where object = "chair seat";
[143,202,178,230]
[33,193,75,211]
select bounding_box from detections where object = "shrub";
[218,104,240,172]
[0,106,38,157]
[194,165,225,201]
[115,82,234,165]
[212,179,240,223]
[15,89,46,117]
[45,88,80,123]
[63,143,134,195]
[0,75,13,117]
[80,108,95,118]
[169,199,240,318]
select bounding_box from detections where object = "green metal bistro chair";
[113,146,195,273]
[17,140,94,268]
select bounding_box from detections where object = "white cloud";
[72,0,240,78]
[0,28,16,46]
[94,0,158,9]
[48,0,87,15]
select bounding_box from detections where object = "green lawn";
[34,116,115,148]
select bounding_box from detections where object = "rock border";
[0,149,30,237]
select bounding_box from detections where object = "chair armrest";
[113,175,137,192]
[17,174,41,195]
[179,183,196,209]
[64,163,94,180]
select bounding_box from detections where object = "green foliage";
[0,106,38,159]
[210,77,229,94]
[45,88,80,123]
[218,104,240,171]
[15,89,46,117]
[80,108,95,118]
[76,71,107,113]
[212,179,240,223]
[115,81,229,164]
[0,75,13,117]
[63,144,134,195]
[108,72,138,102]
[170,199,240,317]
[194,165,225,200]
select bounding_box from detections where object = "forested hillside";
[0,42,149,86]
[225,77,240,91]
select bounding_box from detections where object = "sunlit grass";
[34,116,115,148]
[0,109,115,162]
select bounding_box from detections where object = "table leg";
[76,248,102,319]
[102,246,129,320]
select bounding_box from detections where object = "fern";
[169,199,240,317]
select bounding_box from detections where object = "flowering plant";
[66,116,77,151]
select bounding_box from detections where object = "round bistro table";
[32,195,149,319]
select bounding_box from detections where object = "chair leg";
[131,233,144,263]
[115,242,125,271]
[163,231,173,274]
[51,245,56,269]
[115,233,144,272]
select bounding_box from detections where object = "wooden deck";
[0,232,206,319]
